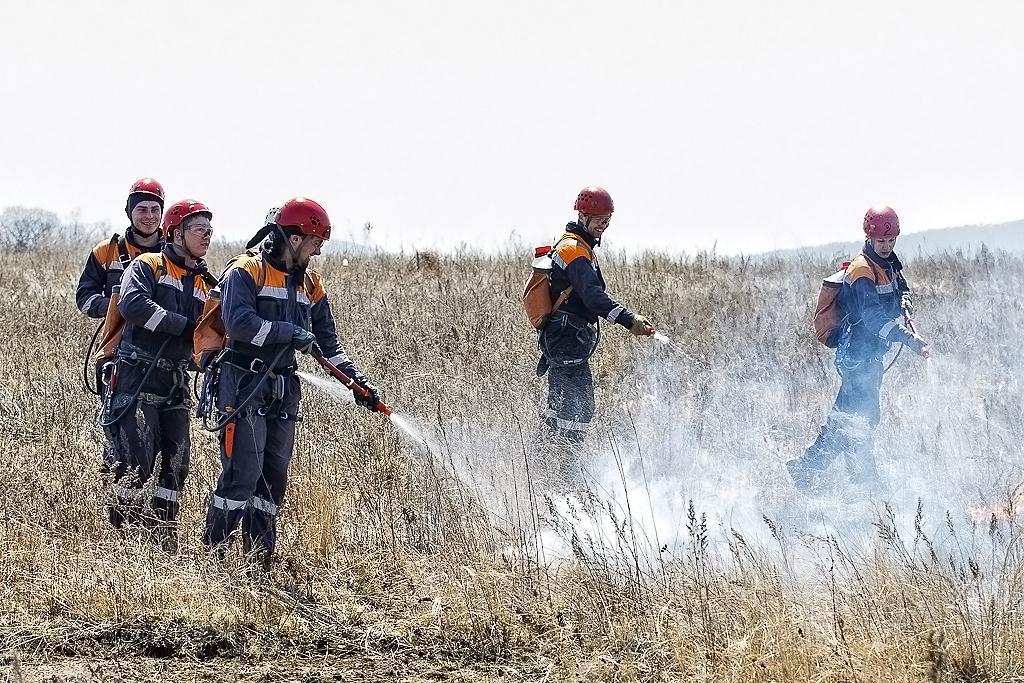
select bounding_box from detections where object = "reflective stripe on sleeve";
[80,293,102,314]
[327,353,351,368]
[157,274,183,291]
[297,291,311,306]
[194,288,208,303]
[876,282,896,294]
[153,486,180,502]
[878,319,898,339]
[257,286,288,300]
[250,496,279,516]
[606,305,624,323]
[210,495,247,511]
[143,309,167,331]
[251,320,273,346]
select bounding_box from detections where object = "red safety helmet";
[863,205,900,238]
[275,197,331,239]
[574,186,614,215]
[129,177,165,202]
[162,199,212,240]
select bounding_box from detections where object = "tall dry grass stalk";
[1,241,1024,680]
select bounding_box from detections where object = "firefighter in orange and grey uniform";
[538,187,654,476]
[203,197,382,565]
[78,179,166,469]
[105,200,216,538]
[77,178,166,323]
[787,206,930,492]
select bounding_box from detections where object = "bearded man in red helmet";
[105,200,216,542]
[787,206,931,493]
[538,186,654,479]
[203,197,383,566]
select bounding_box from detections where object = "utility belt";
[221,349,295,376]
[540,310,601,366]
[101,341,189,420]
[197,347,299,430]
[116,344,190,373]
[835,327,888,372]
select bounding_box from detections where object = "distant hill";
[773,219,1024,258]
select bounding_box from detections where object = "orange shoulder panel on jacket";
[134,251,165,272]
[92,239,118,267]
[233,255,268,284]
[554,239,593,266]
[845,255,876,284]
[307,269,326,303]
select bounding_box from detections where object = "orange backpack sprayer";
[812,261,851,348]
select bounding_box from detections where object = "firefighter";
[105,200,216,544]
[203,197,382,567]
[77,178,166,321]
[538,187,654,477]
[79,179,167,470]
[787,206,931,492]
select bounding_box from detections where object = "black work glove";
[291,326,317,354]
[353,380,382,412]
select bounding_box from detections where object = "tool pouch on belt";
[540,311,600,366]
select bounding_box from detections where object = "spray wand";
[309,345,392,415]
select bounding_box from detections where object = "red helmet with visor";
[162,199,212,240]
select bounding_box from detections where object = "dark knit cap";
[125,192,165,218]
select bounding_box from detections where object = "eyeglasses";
[187,226,214,239]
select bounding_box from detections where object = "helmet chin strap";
[132,223,160,240]
[172,235,201,262]
[277,227,312,270]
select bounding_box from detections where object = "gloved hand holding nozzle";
[292,326,318,354]
[911,333,931,359]
[629,313,656,337]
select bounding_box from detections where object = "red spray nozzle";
[311,348,392,415]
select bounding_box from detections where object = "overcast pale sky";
[2,1,1023,254]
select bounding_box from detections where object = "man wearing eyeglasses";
[538,186,654,482]
[104,199,217,548]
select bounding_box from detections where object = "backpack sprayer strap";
[549,233,592,315]
[551,286,573,316]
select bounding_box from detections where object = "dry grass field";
[2,240,1024,682]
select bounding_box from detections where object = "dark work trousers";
[204,362,300,560]
[97,358,117,473]
[789,355,884,490]
[539,311,599,443]
[107,358,191,528]
[544,362,596,444]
